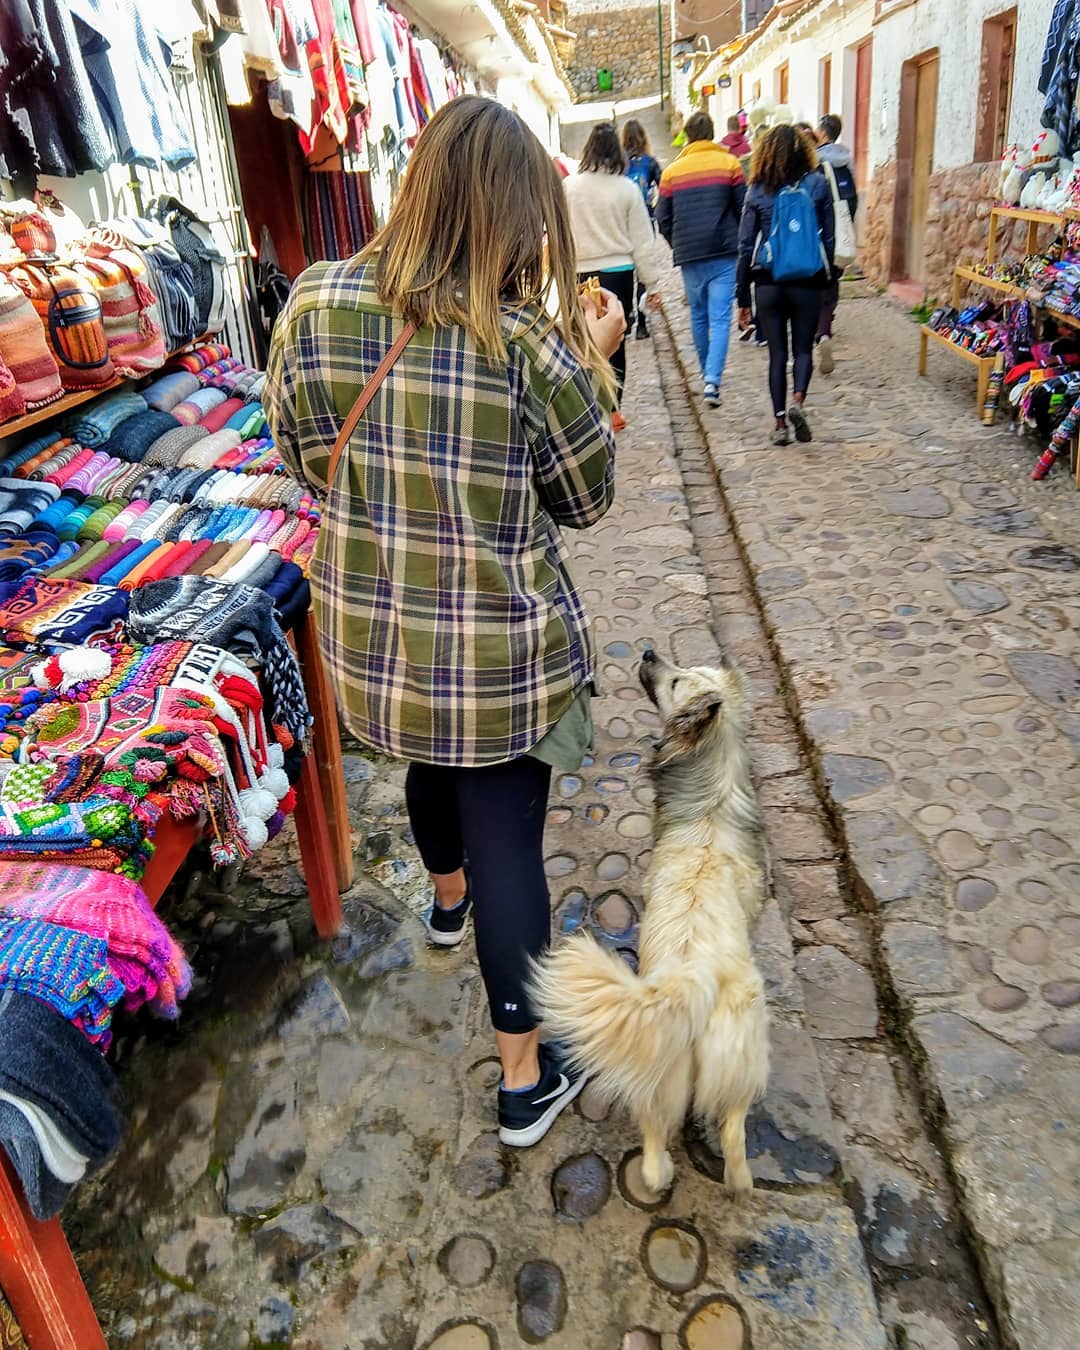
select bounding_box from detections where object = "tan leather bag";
[324,321,417,492]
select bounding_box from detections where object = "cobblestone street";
[67,286,1076,1350]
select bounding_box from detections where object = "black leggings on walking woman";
[406,755,552,1034]
[754,282,823,416]
[580,269,635,404]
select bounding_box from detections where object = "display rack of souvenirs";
[0,328,336,1255]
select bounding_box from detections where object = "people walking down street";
[620,118,662,342]
[565,122,661,430]
[721,114,752,161]
[737,123,835,445]
[265,96,627,1149]
[815,113,858,373]
[656,110,746,410]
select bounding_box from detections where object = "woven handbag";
[5,262,115,390]
[78,236,166,375]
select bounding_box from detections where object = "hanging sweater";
[564,170,661,289]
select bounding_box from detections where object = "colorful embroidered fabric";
[0,578,128,647]
[0,862,190,1019]
[0,916,124,1047]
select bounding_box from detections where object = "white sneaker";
[818,336,835,375]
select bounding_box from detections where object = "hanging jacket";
[1042,1,1080,154]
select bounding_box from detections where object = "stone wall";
[567,6,670,101]
[862,160,1037,300]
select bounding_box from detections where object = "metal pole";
[658,0,665,109]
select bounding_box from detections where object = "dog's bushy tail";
[530,934,722,1108]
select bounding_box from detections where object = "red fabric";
[300,0,351,155]
[348,0,377,67]
[198,398,245,432]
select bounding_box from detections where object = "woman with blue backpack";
[736,124,835,446]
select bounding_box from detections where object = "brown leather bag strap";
[324,320,417,492]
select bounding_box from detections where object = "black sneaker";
[426,888,471,947]
[498,1043,586,1147]
[787,404,812,443]
[738,324,756,343]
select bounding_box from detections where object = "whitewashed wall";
[869,0,1055,171]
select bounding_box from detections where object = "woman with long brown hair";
[265,97,626,1146]
[737,123,834,445]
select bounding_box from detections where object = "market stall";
[916,11,1080,486]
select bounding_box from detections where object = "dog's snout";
[641,647,657,664]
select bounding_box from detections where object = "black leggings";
[580,269,635,404]
[406,755,552,1034]
[754,282,823,417]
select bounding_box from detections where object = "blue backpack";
[626,155,657,210]
[761,179,827,282]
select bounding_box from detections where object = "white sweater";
[564,170,661,290]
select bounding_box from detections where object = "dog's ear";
[654,694,722,764]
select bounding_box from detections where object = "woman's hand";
[737,307,752,332]
[585,287,628,358]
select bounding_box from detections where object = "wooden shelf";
[0,334,214,444]
[918,324,998,413]
[952,265,1025,306]
[990,206,1061,225]
[0,379,126,440]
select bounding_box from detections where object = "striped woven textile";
[305,171,375,262]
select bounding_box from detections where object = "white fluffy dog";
[531,649,769,1196]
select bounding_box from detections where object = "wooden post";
[0,1157,106,1350]
[294,745,344,938]
[297,611,354,895]
[988,208,999,264]
[918,328,928,377]
[976,356,991,412]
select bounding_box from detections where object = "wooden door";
[853,39,872,191]
[908,53,939,282]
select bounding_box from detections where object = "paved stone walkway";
[655,269,1080,1350]
[67,317,1013,1349]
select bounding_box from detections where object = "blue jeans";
[681,256,738,388]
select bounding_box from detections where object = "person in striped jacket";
[656,111,746,410]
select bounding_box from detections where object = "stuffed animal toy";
[999,144,1021,201]
[1021,171,1047,208]
[772,104,794,126]
[1019,129,1061,200]
[1002,143,1031,204]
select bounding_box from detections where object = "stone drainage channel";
[645,318,999,1350]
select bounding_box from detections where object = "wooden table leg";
[294,744,344,938]
[297,611,354,895]
[976,358,991,413]
[140,816,205,908]
[0,1157,105,1350]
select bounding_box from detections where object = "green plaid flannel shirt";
[264,257,615,766]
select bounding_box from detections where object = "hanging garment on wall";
[66,0,197,171]
[1042,2,1080,155]
[299,0,352,154]
[305,171,375,261]
[0,0,115,179]
[146,197,229,335]
[265,0,317,132]
[1041,0,1080,93]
